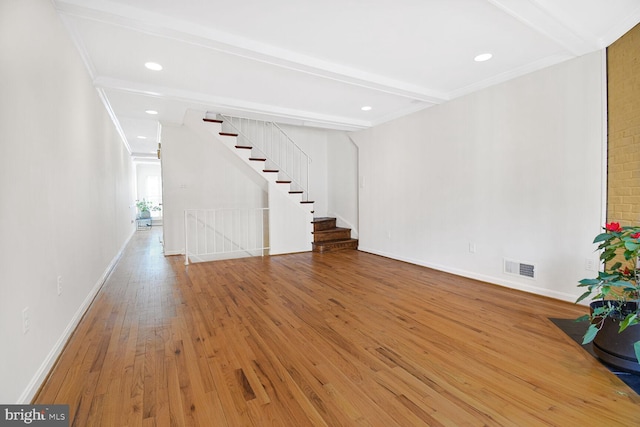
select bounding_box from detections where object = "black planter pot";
[590,300,640,373]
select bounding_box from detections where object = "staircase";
[197,113,315,254]
[312,217,358,253]
[204,115,314,207]
[201,113,358,254]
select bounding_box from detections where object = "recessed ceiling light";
[144,62,163,71]
[145,110,158,115]
[474,53,493,62]
[137,136,147,139]
[361,106,372,111]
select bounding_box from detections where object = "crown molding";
[487,0,599,55]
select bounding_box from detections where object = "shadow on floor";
[549,318,640,394]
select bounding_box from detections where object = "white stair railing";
[184,208,269,265]
[219,115,311,200]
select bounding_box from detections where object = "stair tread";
[312,217,336,232]
[249,157,266,161]
[263,169,279,173]
[314,238,359,244]
[289,190,303,194]
[235,145,252,149]
[220,132,238,136]
[313,227,351,234]
[276,180,292,184]
[203,118,223,123]
[300,200,314,204]
[312,217,336,223]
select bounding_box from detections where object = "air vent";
[504,259,535,279]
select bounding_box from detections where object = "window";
[146,175,162,218]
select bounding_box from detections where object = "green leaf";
[592,305,611,316]
[578,278,601,286]
[593,233,613,243]
[599,272,618,280]
[619,314,638,332]
[582,324,600,344]
[610,262,622,271]
[635,341,640,364]
[624,240,640,252]
[575,291,593,303]
[609,280,634,288]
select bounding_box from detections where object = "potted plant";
[135,199,161,219]
[576,222,640,372]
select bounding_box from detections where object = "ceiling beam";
[54,0,449,104]
[95,77,373,131]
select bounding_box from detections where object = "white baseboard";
[357,246,580,305]
[18,228,136,403]
[163,249,184,256]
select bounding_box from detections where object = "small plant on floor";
[135,199,161,216]
[576,222,640,362]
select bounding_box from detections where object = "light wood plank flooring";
[34,228,640,426]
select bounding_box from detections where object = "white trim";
[96,88,132,154]
[600,48,608,226]
[163,249,184,256]
[369,102,435,128]
[598,6,640,48]
[17,228,136,403]
[448,53,573,100]
[487,0,598,55]
[357,246,582,305]
[57,13,132,154]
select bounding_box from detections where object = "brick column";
[607,23,640,225]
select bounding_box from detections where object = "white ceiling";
[53,0,640,157]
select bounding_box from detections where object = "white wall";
[0,0,136,403]
[267,181,314,254]
[351,52,605,302]
[279,125,359,235]
[278,124,330,217]
[328,131,359,236]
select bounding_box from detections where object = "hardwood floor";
[34,228,640,426]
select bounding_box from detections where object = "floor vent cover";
[504,259,535,279]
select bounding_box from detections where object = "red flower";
[624,267,631,276]
[606,222,622,232]
[632,232,640,239]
